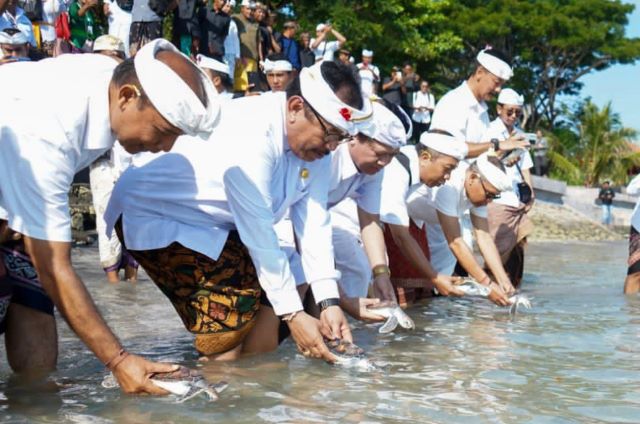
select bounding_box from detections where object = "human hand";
[499,134,528,152]
[496,278,516,296]
[287,311,337,363]
[432,274,465,296]
[320,305,353,343]
[372,273,396,302]
[487,282,511,306]
[523,196,535,213]
[341,297,385,322]
[112,353,180,395]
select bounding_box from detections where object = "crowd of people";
[2,0,626,400]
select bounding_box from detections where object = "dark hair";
[378,98,412,136]
[2,28,22,36]
[111,59,149,108]
[283,21,298,30]
[319,61,363,109]
[266,52,289,64]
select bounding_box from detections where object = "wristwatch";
[317,298,340,311]
[491,138,500,151]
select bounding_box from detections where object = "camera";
[524,132,537,145]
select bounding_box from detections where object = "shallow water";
[1,241,639,423]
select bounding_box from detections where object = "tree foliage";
[548,100,639,186]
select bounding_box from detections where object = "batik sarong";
[628,226,640,275]
[116,222,260,355]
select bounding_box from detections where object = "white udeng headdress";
[196,54,230,76]
[419,132,467,160]
[299,62,373,135]
[476,153,512,191]
[0,30,28,45]
[497,88,524,106]
[134,39,220,138]
[263,58,293,73]
[476,49,513,80]
[359,102,406,148]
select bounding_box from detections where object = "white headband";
[196,54,230,75]
[477,49,512,80]
[359,102,406,149]
[497,88,524,106]
[362,49,373,57]
[419,132,467,160]
[135,39,220,139]
[0,31,28,45]
[299,62,373,135]
[476,153,512,191]
[263,58,292,73]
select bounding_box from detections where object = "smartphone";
[396,71,402,79]
[501,148,525,165]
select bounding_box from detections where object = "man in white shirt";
[624,174,640,294]
[262,53,293,92]
[105,61,371,362]
[356,49,379,97]
[483,88,535,287]
[379,131,468,306]
[222,0,239,81]
[197,53,235,101]
[430,47,528,158]
[104,0,132,57]
[310,22,346,63]
[0,39,220,395]
[411,152,516,305]
[411,80,435,141]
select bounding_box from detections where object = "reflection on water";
[1,241,640,423]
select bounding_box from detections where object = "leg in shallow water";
[5,303,57,373]
[624,272,640,294]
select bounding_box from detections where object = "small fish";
[325,339,377,371]
[366,301,415,334]
[456,278,532,314]
[101,366,228,403]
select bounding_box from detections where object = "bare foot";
[124,265,138,283]
[106,270,120,284]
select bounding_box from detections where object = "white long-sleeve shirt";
[627,174,640,231]
[105,92,339,315]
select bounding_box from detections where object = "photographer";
[310,21,345,63]
[382,66,404,106]
[482,88,534,288]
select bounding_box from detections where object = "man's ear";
[286,95,305,122]
[117,84,141,110]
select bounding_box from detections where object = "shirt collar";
[336,142,359,180]
[461,81,488,113]
[85,56,119,150]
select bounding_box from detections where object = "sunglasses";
[479,178,501,200]
[505,109,522,117]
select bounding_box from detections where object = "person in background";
[197,53,234,101]
[532,129,549,176]
[382,66,404,106]
[198,0,230,60]
[356,49,379,97]
[483,88,535,288]
[0,0,36,47]
[401,62,420,115]
[624,174,640,294]
[222,0,239,82]
[310,22,345,63]
[0,27,30,63]
[172,0,199,57]
[298,30,314,68]
[278,20,299,71]
[253,2,278,62]
[599,181,615,227]
[69,0,104,50]
[411,80,435,142]
[128,0,166,55]
[39,0,64,56]
[262,52,292,92]
[232,0,259,93]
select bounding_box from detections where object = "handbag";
[55,12,71,41]
[515,163,533,204]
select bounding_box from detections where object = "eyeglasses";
[479,178,501,200]
[302,96,350,146]
[505,109,522,117]
[365,139,398,163]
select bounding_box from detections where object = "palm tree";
[548,100,639,186]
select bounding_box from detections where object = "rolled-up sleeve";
[223,148,303,316]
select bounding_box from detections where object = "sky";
[578,0,640,136]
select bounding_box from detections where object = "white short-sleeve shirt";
[0,54,118,241]
[379,145,422,227]
[482,118,534,208]
[356,63,380,97]
[310,39,339,62]
[430,81,489,143]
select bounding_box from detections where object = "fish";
[325,339,378,371]
[151,366,228,403]
[101,366,228,403]
[366,301,415,333]
[456,278,532,314]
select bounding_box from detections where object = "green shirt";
[69,1,104,49]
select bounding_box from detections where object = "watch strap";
[317,297,340,311]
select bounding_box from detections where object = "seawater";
[1,241,639,423]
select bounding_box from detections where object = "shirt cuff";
[309,279,340,303]
[266,287,304,317]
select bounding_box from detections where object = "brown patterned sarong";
[115,222,260,355]
[383,220,435,307]
[628,226,640,275]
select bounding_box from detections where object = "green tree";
[438,0,640,129]
[547,100,639,186]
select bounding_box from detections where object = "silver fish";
[457,278,532,314]
[508,294,532,315]
[366,301,415,333]
[326,339,377,371]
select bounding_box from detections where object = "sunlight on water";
[1,241,639,423]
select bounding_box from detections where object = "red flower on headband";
[339,107,352,121]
